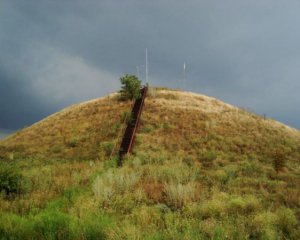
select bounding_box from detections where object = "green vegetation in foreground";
[0,88,299,239]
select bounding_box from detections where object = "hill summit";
[1,88,299,160]
[0,88,299,239]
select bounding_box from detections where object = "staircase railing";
[127,86,148,154]
[109,99,135,161]
[118,85,148,165]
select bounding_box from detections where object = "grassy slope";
[0,93,131,160]
[0,88,300,239]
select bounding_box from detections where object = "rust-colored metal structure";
[118,85,148,166]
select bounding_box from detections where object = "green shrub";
[276,207,298,238]
[79,213,111,240]
[119,74,141,100]
[0,210,110,240]
[0,163,24,197]
[33,210,75,239]
[0,213,35,239]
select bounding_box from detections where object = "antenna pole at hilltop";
[136,66,139,79]
[146,48,148,85]
[183,62,186,90]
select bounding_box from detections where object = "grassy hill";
[0,88,299,239]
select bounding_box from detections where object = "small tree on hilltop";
[119,74,141,100]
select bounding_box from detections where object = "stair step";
[118,86,148,165]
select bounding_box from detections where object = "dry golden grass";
[0,94,132,159]
[152,89,235,113]
[0,88,300,239]
[1,88,299,161]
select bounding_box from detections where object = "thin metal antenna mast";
[136,66,139,79]
[146,48,148,85]
[183,62,186,90]
[182,62,186,138]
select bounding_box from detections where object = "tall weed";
[164,182,199,209]
[93,168,141,202]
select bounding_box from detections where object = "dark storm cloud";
[0,0,300,130]
[0,63,54,129]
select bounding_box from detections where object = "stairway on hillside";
[118,86,148,166]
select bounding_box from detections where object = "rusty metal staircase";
[118,85,148,166]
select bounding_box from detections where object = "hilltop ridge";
[1,88,299,160]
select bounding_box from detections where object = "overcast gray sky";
[1,0,300,135]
